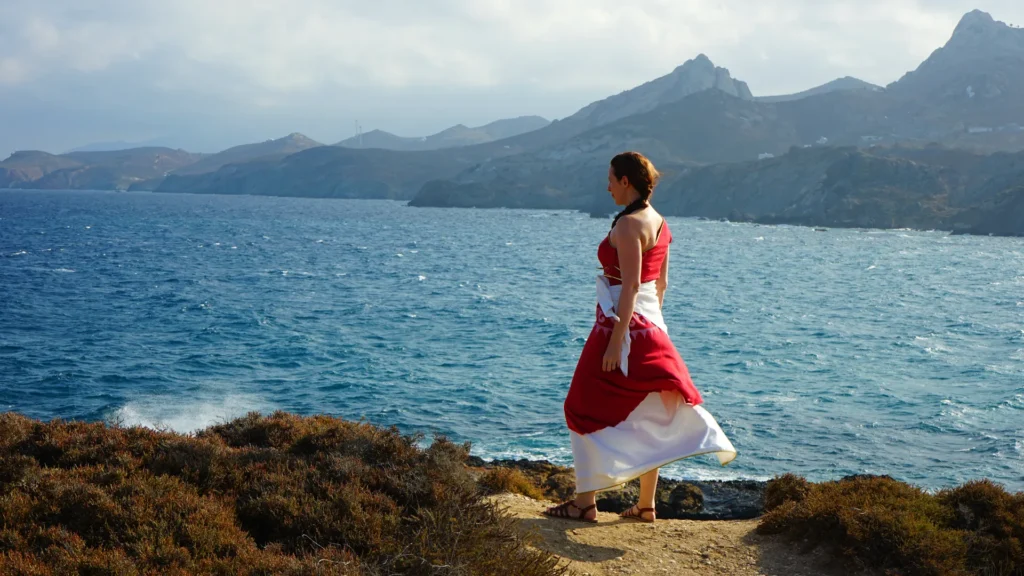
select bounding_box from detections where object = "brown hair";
[610,151,660,202]
[609,151,660,230]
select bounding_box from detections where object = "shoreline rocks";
[466,456,766,521]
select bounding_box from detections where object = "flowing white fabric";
[570,392,738,494]
[595,275,665,377]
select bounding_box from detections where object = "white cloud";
[1,0,1023,153]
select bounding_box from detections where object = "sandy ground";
[491,494,871,576]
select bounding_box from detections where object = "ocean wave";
[107,393,274,435]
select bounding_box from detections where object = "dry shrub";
[759,474,1024,576]
[939,480,1024,576]
[478,467,547,500]
[763,473,810,512]
[0,411,566,576]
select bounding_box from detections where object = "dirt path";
[491,494,867,576]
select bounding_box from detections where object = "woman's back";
[598,210,671,286]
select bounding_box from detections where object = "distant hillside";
[0,133,323,191]
[147,54,752,198]
[410,89,801,212]
[0,151,83,186]
[656,145,1024,236]
[67,137,181,153]
[336,116,550,151]
[756,77,882,103]
[1,148,202,190]
[151,145,482,199]
[171,133,322,176]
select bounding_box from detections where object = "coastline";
[3,187,1023,239]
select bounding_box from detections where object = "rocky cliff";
[657,145,1024,236]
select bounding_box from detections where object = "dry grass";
[477,468,547,501]
[759,474,1024,576]
[0,411,567,576]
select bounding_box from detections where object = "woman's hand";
[602,332,623,372]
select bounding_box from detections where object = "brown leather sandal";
[542,501,598,523]
[619,505,656,523]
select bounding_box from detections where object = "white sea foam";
[52,268,75,273]
[108,393,273,435]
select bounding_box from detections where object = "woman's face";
[607,165,631,206]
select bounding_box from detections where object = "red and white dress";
[564,221,736,493]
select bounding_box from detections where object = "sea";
[1,190,1022,491]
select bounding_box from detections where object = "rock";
[681,481,766,520]
[544,472,576,501]
[663,483,704,516]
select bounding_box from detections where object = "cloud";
[1,0,1023,154]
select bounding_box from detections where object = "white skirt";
[569,391,737,494]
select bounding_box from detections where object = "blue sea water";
[1,190,1022,491]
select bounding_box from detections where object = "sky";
[2,0,1023,156]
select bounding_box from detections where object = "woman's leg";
[575,490,597,513]
[621,468,658,521]
[638,468,659,510]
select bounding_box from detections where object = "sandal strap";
[548,501,594,519]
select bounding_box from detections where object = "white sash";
[595,275,667,377]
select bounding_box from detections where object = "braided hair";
[609,152,660,230]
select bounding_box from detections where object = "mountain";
[885,9,1024,135]
[336,116,550,151]
[756,77,882,103]
[1,148,202,190]
[526,54,752,147]
[413,10,1024,216]
[564,54,752,128]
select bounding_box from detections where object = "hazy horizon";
[3,0,1024,157]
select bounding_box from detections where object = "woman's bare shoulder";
[611,213,645,237]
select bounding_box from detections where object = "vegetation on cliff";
[760,473,1024,576]
[0,412,565,575]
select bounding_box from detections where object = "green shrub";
[0,411,565,576]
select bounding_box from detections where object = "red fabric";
[598,221,672,286]
[564,221,704,435]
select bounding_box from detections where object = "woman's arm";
[603,218,643,372]
[656,244,670,308]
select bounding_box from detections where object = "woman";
[543,152,736,523]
